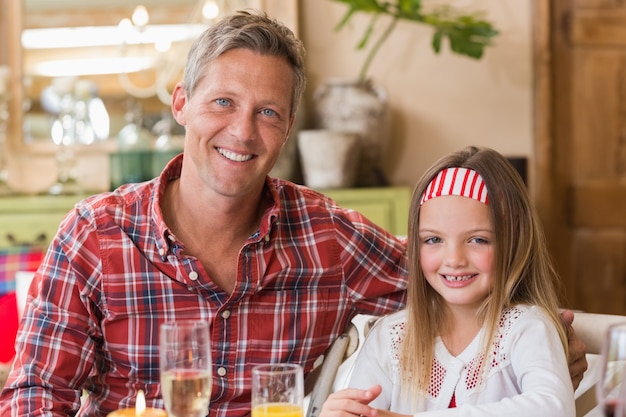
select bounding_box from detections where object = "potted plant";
[311,0,499,187]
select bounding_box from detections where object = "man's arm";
[561,309,589,390]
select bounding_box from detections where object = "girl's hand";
[319,385,383,417]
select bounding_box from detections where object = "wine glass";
[251,364,304,417]
[160,320,212,417]
[614,367,626,417]
[597,322,626,416]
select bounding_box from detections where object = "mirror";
[8,0,298,149]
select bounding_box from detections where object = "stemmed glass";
[160,320,212,417]
[251,364,304,417]
[597,322,626,416]
[614,368,626,417]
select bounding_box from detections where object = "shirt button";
[217,367,227,377]
[189,271,199,281]
[158,248,166,256]
[221,310,231,319]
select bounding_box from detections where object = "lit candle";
[136,389,146,415]
[106,390,167,417]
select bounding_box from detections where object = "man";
[0,10,587,417]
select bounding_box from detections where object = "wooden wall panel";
[569,184,626,227]
[536,0,626,313]
[571,51,626,181]
[572,230,626,314]
[572,10,626,45]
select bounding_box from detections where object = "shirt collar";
[151,153,183,260]
[258,177,281,240]
[150,154,283,258]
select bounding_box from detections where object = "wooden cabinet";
[323,187,411,236]
[0,187,411,249]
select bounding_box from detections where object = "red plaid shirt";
[0,155,408,417]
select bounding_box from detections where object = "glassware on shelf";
[72,79,110,145]
[151,111,182,176]
[40,77,110,195]
[109,101,153,190]
[48,76,81,196]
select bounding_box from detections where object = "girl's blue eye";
[423,237,441,245]
[471,237,490,244]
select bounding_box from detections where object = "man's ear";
[171,83,187,126]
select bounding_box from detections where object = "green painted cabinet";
[0,187,411,249]
[323,187,411,236]
[0,194,87,249]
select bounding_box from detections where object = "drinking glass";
[160,320,212,417]
[596,322,626,417]
[251,364,304,417]
[614,366,626,417]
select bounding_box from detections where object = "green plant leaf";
[397,0,422,14]
[334,7,357,31]
[329,0,499,80]
[357,15,379,50]
[333,0,386,14]
[432,30,443,54]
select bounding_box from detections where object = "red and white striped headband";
[420,167,489,205]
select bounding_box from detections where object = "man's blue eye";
[261,108,277,117]
[216,98,229,106]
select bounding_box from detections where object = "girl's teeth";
[444,275,473,282]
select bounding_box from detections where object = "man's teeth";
[443,275,474,282]
[218,148,253,162]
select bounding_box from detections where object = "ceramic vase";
[297,129,360,189]
[313,78,388,186]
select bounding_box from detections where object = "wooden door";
[534,0,626,314]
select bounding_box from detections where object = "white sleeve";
[347,314,398,410]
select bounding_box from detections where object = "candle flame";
[136,389,146,416]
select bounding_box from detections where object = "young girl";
[321,146,575,416]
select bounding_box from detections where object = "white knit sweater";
[348,305,575,416]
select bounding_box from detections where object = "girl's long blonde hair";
[401,146,568,397]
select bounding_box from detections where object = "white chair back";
[572,312,626,417]
[15,271,35,320]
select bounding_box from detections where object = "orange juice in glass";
[251,364,304,417]
[251,403,303,417]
